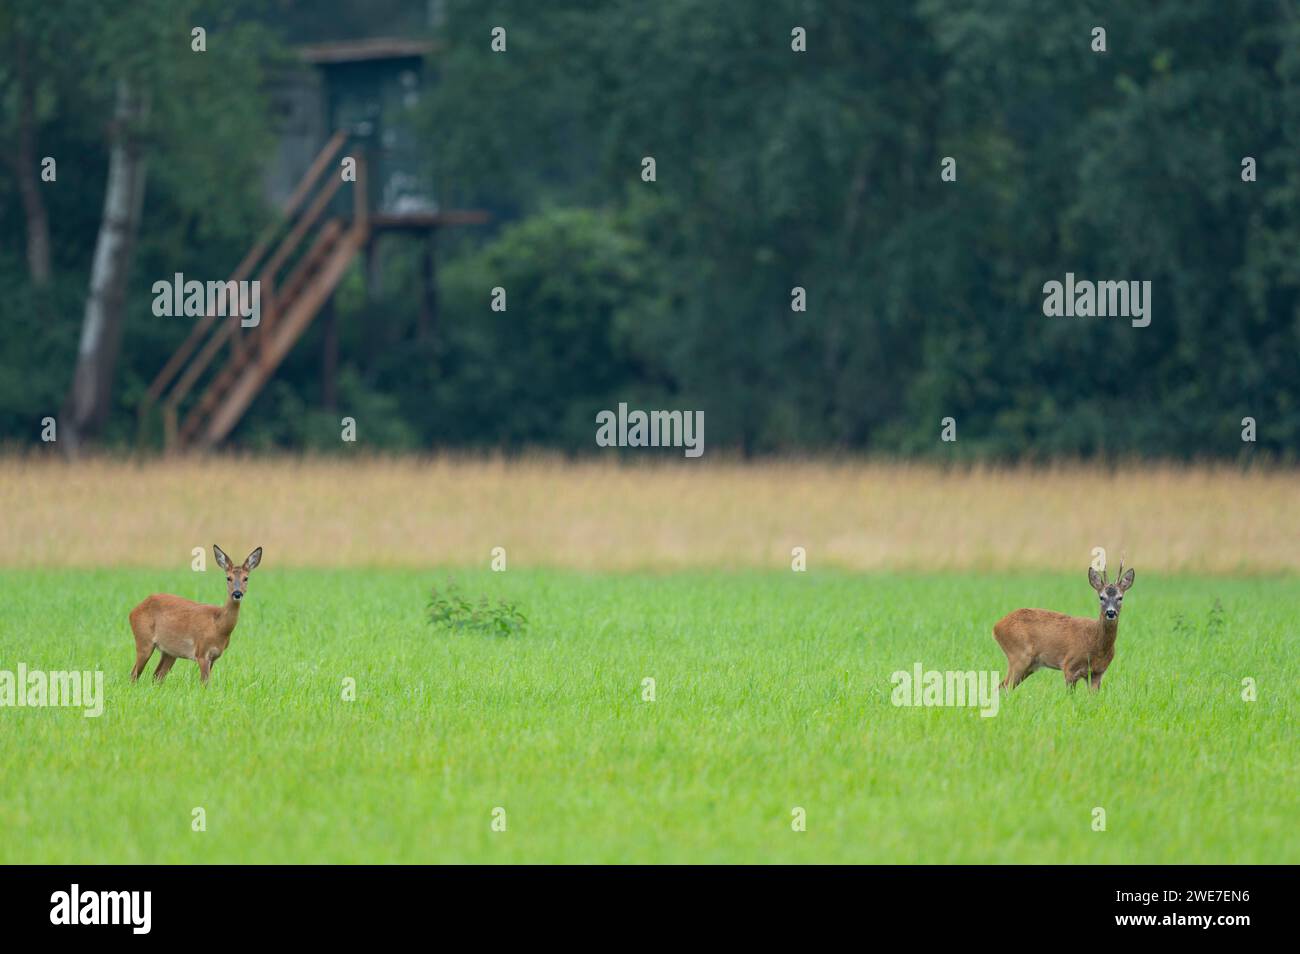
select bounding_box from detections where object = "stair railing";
[137,129,353,450]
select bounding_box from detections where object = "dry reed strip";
[0,454,1295,574]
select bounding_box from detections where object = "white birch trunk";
[63,80,149,451]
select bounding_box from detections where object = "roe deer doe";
[993,560,1134,692]
[129,545,262,684]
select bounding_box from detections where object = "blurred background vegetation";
[0,0,1296,459]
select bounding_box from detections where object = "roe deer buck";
[129,545,262,684]
[993,560,1134,692]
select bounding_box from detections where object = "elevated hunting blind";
[140,38,487,451]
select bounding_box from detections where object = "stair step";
[176,220,350,446]
[197,228,364,448]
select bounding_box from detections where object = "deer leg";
[197,655,213,684]
[153,652,178,682]
[130,644,155,683]
[1063,661,1088,690]
[1000,654,1033,690]
[1088,670,1104,693]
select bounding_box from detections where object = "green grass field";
[0,568,1294,863]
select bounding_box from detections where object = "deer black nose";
[233,591,243,600]
[1105,609,1116,618]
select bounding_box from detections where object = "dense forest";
[1,0,1296,458]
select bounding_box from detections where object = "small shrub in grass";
[427,580,528,636]
[1173,597,1227,640]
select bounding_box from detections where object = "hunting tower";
[140,38,487,451]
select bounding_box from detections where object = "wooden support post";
[163,405,177,452]
[259,278,275,350]
[418,229,437,342]
[353,148,368,234]
[231,322,246,362]
[365,236,382,301]
[320,292,338,410]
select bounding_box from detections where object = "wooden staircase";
[139,131,369,450]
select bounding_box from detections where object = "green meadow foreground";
[0,569,1294,864]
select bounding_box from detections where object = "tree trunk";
[12,43,51,286]
[62,80,149,453]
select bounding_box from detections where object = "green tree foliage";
[0,0,279,442]
[421,0,1299,458]
[2,1,1296,458]
[413,207,653,450]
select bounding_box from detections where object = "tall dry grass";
[0,454,1294,573]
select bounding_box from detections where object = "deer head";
[1087,559,1135,621]
[213,545,263,603]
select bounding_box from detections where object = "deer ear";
[214,545,231,571]
[1118,568,1135,591]
[1088,567,1105,591]
[244,546,262,571]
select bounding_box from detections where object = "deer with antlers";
[993,559,1135,692]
